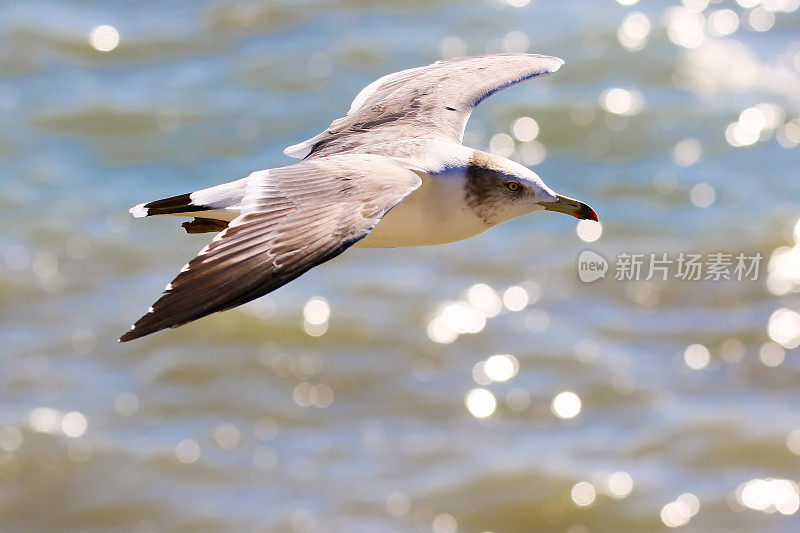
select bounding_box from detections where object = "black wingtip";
[118,326,143,343]
[141,193,211,216]
[118,323,169,343]
[118,314,168,342]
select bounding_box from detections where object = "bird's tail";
[129,177,248,220]
[129,192,207,217]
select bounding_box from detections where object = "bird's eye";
[506,181,521,192]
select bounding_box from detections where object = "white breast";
[355,172,491,248]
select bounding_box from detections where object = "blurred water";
[2,0,800,532]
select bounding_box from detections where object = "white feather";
[130,203,149,218]
[283,139,316,159]
[189,177,248,209]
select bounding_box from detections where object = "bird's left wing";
[284,53,564,161]
[119,154,421,342]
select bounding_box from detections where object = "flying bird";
[120,53,597,342]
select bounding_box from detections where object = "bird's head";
[464,150,598,226]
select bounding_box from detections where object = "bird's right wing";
[119,154,420,342]
[284,53,564,161]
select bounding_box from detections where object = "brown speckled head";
[464,150,531,226]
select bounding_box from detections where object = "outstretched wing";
[284,53,564,160]
[120,154,421,342]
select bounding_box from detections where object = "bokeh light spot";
[689,183,715,208]
[89,25,120,52]
[552,391,582,419]
[577,220,603,242]
[465,388,497,418]
[175,439,201,464]
[303,297,330,325]
[61,411,87,438]
[600,88,644,116]
[483,354,519,382]
[607,471,634,499]
[571,481,596,507]
[684,343,710,370]
[512,117,539,142]
[502,286,529,311]
[767,308,800,348]
[672,139,702,167]
[736,478,799,515]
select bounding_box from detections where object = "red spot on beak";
[578,205,599,221]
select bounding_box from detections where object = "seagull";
[120,53,597,342]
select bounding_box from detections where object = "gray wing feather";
[119,154,421,341]
[283,53,564,160]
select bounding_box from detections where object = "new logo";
[577,250,608,283]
